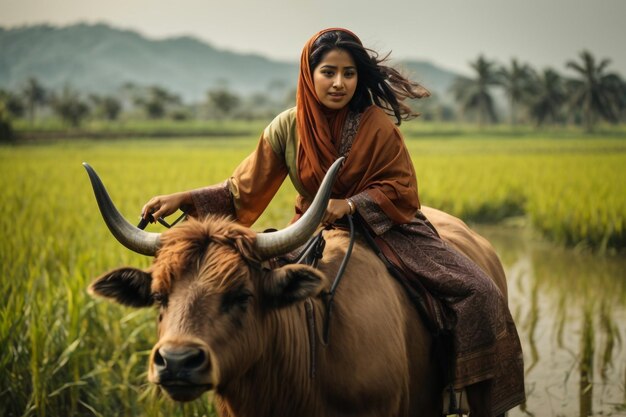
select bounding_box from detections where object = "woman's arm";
[348,191,396,235]
[184,136,288,226]
[141,191,194,223]
[141,135,288,226]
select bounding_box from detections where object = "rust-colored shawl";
[296,28,420,224]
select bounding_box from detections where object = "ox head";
[83,159,343,401]
[89,217,325,401]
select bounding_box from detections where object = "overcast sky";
[1,0,625,76]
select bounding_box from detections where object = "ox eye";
[152,292,168,307]
[221,290,253,313]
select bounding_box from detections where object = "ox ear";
[263,264,325,307]
[89,267,154,308]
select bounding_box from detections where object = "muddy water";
[474,225,626,417]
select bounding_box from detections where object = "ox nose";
[153,345,209,378]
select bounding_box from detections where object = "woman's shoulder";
[269,107,297,128]
[360,105,398,132]
[264,107,297,154]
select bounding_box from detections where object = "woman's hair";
[308,30,429,125]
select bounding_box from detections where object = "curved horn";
[83,162,161,256]
[255,157,344,259]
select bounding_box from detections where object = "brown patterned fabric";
[350,191,395,235]
[189,181,235,219]
[338,111,361,157]
[376,214,525,415]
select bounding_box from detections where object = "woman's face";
[312,48,358,110]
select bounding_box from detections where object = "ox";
[84,160,507,417]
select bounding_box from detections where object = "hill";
[0,23,461,102]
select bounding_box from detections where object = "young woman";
[141,28,525,416]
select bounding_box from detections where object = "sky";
[1,0,625,76]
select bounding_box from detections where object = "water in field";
[474,225,626,417]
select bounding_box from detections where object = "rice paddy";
[1,128,625,416]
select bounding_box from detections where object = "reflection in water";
[580,309,593,417]
[474,225,626,417]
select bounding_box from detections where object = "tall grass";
[403,135,626,251]
[1,131,625,416]
[0,141,241,417]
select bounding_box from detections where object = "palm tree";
[607,75,626,122]
[450,55,500,125]
[528,69,567,126]
[498,59,534,125]
[22,77,47,124]
[566,50,623,132]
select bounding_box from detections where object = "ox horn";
[83,162,161,256]
[255,157,344,259]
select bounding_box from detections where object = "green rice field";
[1,126,625,416]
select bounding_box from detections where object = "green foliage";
[21,77,48,123]
[528,68,568,126]
[497,58,535,125]
[0,88,26,118]
[0,101,15,142]
[50,86,90,128]
[132,86,182,120]
[89,94,122,121]
[207,88,241,119]
[450,55,500,125]
[566,50,626,132]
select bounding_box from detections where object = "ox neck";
[217,301,325,417]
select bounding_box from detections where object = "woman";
[141,28,524,416]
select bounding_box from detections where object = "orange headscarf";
[296,28,420,225]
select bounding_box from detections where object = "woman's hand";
[141,191,191,223]
[322,198,354,225]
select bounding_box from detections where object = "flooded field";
[477,225,626,417]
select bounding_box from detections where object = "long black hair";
[309,30,429,125]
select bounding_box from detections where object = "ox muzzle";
[149,340,213,402]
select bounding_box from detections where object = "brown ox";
[84,160,507,417]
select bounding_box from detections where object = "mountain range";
[0,23,461,103]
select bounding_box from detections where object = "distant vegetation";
[1,23,625,140]
[0,52,624,141]
[448,51,626,131]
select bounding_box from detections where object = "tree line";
[445,50,626,131]
[1,50,625,140]
[0,80,293,130]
